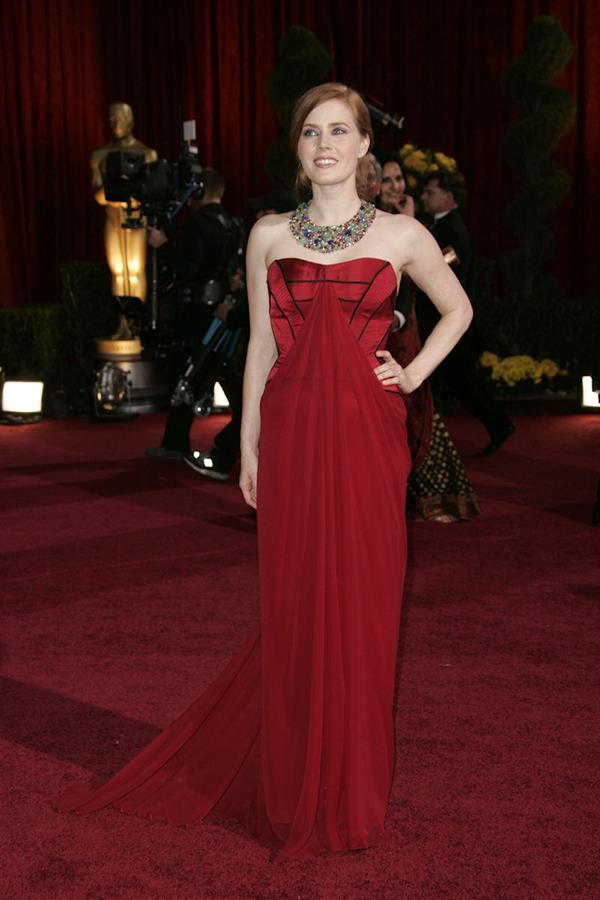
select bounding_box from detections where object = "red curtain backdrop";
[1,0,598,309]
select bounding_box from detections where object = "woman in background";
[366,153,480,522]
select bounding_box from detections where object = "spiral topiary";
[500,15,576,322]
[265,26,331,191]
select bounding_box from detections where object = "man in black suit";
[416,170,515,455]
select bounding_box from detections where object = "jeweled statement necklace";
[289,200,376,253]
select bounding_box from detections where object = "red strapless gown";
[57,257,411,861]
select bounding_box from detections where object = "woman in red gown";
[58,84,472,861]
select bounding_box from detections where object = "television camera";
[103,138,204,334]
[95,127,245,421]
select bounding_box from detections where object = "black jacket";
[428,208,472,287]
[416,208,472,343]
[173,203,242,290]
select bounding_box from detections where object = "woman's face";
[297,98,369,189]
[380,161,406,207]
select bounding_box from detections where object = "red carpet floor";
[1,411,599,899]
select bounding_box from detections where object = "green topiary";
[265,26,331,191]
[0,305,63,379]
[265,133,299,191]
[0,261,116,386]
[470,257,598,381]
[500,15,576,321]
[59,260,116,369]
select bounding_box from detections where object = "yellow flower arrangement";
[403,151,429,173]
[434,151,457,170]
[479,352,568,389]
[396,143,460,200]
[479,351,499,367]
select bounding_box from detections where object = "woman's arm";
[239,221,278,508]
[375,218,473,393]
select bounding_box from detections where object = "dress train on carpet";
[57,257,411,861]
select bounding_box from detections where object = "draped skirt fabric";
[57,276,411,861]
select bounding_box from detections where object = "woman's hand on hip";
[374,350,421,394]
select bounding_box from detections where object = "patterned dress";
[387,302,479,523]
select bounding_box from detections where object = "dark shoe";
[482,423,516,456]
[145,446,187,460]
[185,451,231,481]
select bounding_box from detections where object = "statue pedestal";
[94,340,168,416]
[95,338,142,359]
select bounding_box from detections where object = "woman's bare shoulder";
[248,213,291,258]
[248,213,291,266]
[375,208,427,240]
[249,212,291,238]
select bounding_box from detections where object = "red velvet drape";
[1,0,598,309]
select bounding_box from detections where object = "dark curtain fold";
[0,0,598,309]
[0,0,108,308]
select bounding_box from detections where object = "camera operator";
[145,168,244,460]
[184,189,295,481]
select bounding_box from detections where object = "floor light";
[1,380,44,424]
[581,376,600,410]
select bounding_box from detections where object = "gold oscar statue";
[91,103,157,347]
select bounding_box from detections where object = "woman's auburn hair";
[289,82,374,198]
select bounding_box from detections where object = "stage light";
[95,362,130,413]
[1,380,44,424]
[581,376,600,410]
[213,381,229,409]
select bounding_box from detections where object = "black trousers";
[211,370,243,470]
[417,295,512,439]
[161,381,242,466]
[161,349,243,469]
[160,301,210,452]
[434,344,512,439]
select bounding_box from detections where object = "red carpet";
[1,411,599,898]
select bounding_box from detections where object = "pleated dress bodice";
[266,257,399,393]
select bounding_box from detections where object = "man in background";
[417,170,515,455]
[145,168,244,460]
